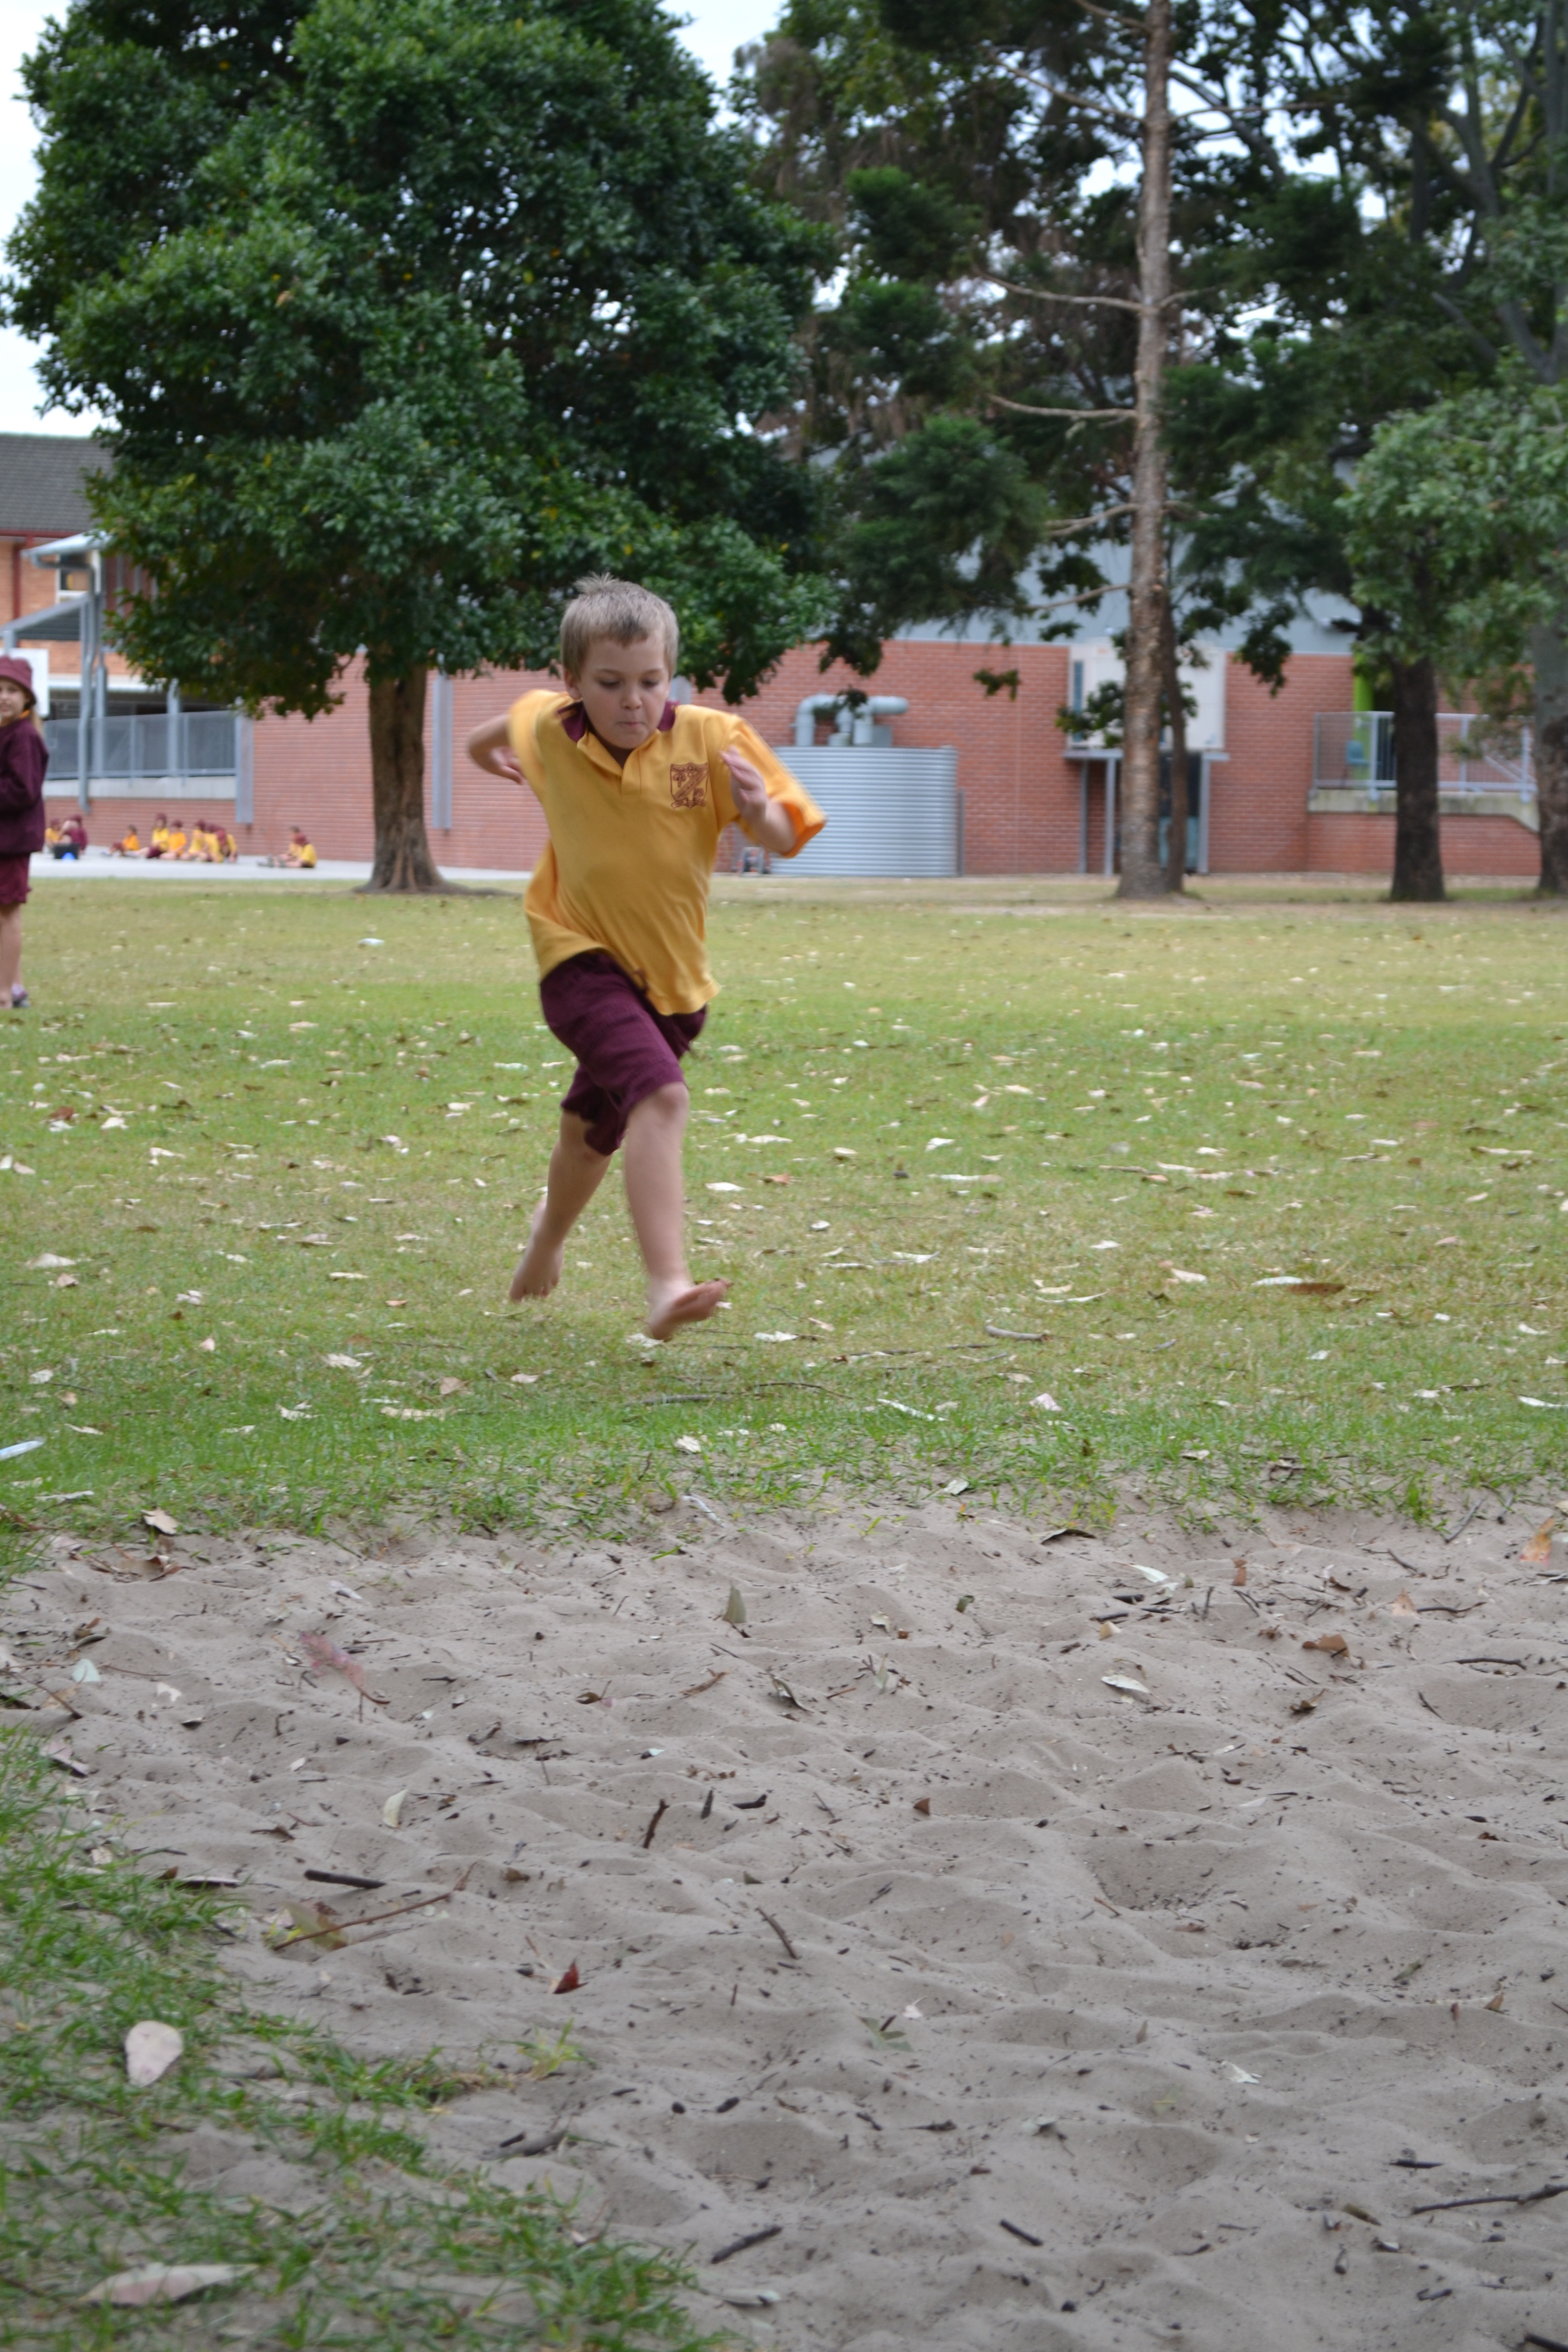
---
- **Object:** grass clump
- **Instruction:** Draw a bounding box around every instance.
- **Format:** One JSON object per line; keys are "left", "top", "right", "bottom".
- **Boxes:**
{"left": 0, "top": 1729, "right": 719, "bottom": 2348}
{"left": 0, "top": 879, "right": 1563, "bottom": 1538}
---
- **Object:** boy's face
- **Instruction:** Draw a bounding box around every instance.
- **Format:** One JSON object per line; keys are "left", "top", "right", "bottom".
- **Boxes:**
{"left": 566, "top": 633, "right": 672, "bottom": 754}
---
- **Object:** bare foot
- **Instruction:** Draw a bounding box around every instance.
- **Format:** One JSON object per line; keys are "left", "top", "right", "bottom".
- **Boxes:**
{"left": 509, "top": 1205, "right": 565, "bottom": 1303}
{"left": 645, "top": 1278, "right": 730, "bottom": 1341}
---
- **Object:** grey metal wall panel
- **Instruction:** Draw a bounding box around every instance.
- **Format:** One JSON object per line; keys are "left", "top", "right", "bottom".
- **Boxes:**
{"left": 773, "top": 746, "right": 958, "bottom": 877}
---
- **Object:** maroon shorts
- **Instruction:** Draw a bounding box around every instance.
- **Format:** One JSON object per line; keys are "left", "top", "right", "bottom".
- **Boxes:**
{"left": 540, "top": 950, "right": 706, "bottom": 1157}
{"left": 0, "top": 854, "right": 31, "bottom": 908}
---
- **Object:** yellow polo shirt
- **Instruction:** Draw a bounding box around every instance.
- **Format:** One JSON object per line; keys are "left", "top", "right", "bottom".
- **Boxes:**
{"left": 508, "top": 693, "right": 824, "bottom": 1015}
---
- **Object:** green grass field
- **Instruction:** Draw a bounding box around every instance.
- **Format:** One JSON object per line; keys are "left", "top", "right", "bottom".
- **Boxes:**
{"left": 2, "top": 877, "right": 1565, "bottom": 1546}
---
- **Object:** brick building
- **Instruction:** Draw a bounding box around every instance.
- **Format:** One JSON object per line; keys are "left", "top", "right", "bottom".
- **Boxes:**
{"left": 4, "top": 431, "right": 1542, "bottom": 879}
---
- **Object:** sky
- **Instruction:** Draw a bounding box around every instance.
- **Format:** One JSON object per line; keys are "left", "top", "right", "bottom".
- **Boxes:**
{"left": 0, "top": 0, "right": 771, "bottom": 439}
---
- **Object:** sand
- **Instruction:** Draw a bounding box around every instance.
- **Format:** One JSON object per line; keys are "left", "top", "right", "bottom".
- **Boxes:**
{"left": 11, "top": 1487, "right": 1568, "bottom": 2349}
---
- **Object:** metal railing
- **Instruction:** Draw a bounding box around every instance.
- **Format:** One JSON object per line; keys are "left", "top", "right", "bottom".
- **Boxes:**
{"left": 44, "top": 709, "right": 238, "bottom": 783}
{"left": 1314, "top": 712, "right": 1535, "bottom": 795}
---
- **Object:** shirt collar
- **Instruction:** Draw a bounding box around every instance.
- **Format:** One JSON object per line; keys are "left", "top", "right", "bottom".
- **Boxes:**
{"left": 558, "top": 698, "right": 679, "bottom": 746}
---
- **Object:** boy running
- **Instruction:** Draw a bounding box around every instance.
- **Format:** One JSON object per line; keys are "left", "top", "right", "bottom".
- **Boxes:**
{"left": 466, "top": 576, "right": 823, "bottom": 1339}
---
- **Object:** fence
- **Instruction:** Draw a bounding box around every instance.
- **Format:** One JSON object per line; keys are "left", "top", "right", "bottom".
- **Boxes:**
{"left": 44, "top": 709, "right": 238, "bottom": 783}
{"left": 1313, "top": 712, "right": 1535, "bottom": 795}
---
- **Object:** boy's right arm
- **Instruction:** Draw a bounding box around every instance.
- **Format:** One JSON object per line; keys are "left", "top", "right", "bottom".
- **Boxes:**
{"left": 465, "top": 713, "right": 525, "bottom": 786}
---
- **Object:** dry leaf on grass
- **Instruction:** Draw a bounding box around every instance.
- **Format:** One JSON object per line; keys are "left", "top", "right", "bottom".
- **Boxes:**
{"left": 142, "top": 1508, "right": 178, "bottom": 1537}
{"left": 83, "top": 2264, "right": 250, "bottom": 2308}
{"left": 300, "top": 1631, "right": 388, "bottom": 1705}
{"left": 125, "top": 2021, "right": 184, "bottom": 2087}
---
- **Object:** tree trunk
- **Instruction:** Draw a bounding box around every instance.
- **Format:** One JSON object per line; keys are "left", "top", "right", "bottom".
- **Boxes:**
{"left": 1117, "top": 0, "right": 1172, "bottom": 901}
{"left": 1161, "top": 590, "right": 1188, "bottom": 894}
{"left": 1530, "top": 617, "right": 1568, "bottom": 896}
{"left": 365, "top": 666, "right": 443, "bottom": 893}
{"left": 1388, "top": 653, "right": 1445, "bottom": 902}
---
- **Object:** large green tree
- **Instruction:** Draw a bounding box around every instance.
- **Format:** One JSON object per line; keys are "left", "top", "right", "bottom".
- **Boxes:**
{"left": 1343, "top": 374, "right": 1568, "bottom": 889}
{"left": 739, "top": 0, "right": 1385, "bottom": 894}
{"left": 8, "top": 0, "right": 827, "bottom": 888}
{"left": 1227, "top": 0, "right": 1568, "bottom": 892}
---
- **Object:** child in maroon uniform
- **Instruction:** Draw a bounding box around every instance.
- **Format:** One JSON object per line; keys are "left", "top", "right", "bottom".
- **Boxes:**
{"left": 0, "top": 658, "right": 47, "bottom": 1011}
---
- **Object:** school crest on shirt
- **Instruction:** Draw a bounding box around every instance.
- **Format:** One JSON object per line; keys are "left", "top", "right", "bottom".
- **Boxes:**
{"left": 669, "top": 761, "right": 708, "bottom": 810}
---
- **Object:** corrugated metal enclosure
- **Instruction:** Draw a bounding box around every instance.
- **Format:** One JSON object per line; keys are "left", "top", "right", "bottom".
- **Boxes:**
{"left": 774, "top": 746, "right": 959, "bottom": 877}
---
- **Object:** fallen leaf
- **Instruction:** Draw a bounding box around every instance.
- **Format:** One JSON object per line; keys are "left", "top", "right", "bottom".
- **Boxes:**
{"left": 1164, "top": 1267, "right": 1207, "bottom": 1285}
{"left": 83, "top": 2265, "right": 250, "bottom": 2308}
{"left": 913, "top": 1796, "right": 932, "bottom": 1816}
{"left": 1289, "top": 1696, "right": 1317, "bottom": 1715}
{"left": 42, "top": 1737, "right": 88, "bottom": 1776}
{"left": 1232, "top": 1562, "right": 1247, "bottom": 1587}
{"left": 675, "top": 1434, "right": 702, "bottom": 1453}
{"left": 382, "top": 1788, "right": 407, "bottom": 1828}
{"left": 1522, "top": 1517, "right": 1557, "bottom": 1565}
{"left": 125, "top": 2021, "right": 184, "bottom": 2087}
{"left": 1102, "top": 1673, "right": 1150, "bottom": 1697}
{"left": 324, "top": 1353, "right": 363, "bottom": 1371}
{"left": 142, "top": 1508, "right": 178, "bottom": 1537}
{"left": 1032, "top": 1391, "right": 1061, "bottom": 1412}
{"left": 1221, "top": 2061, "right": 1260, "bottom": 2084}
{"left": 1390, "top": 1590, "right": 1418, "bottom": 1619}
{"left": 722, "top": 1584, "right": 747, "bottom": 1627}
{"left": 300, "top": 1631, "right": 389, "bottom": 1705}
{"left": 438, "top": 1376, "right": 467, "bottom": 1396}
{"left": 1486, "top": 1988, "right": 1506, "bottom": 2012}
{"left": 1303, "top": 1632, "right": 1349, "bottom": 1655}
{"left": 551, "top": 1961, "right": 580, "bottom": 1994}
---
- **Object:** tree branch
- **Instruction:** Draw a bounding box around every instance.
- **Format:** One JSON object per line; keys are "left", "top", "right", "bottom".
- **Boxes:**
{"left": 1038, "top": 501, "right": 1138, "bottom": 535}
{"left": 992, "top": 394, "right": 1135, "bottom": 418}
{"left": 985, "top": 274, "right": 1180, "bottom": 314}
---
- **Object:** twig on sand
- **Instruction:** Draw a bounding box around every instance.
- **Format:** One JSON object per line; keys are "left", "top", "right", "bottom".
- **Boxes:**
{"left": 278, "top": 1868, "right": 472, "bottom": 1947}
{"left": 492, "top": 2121, "right": 570, "bottom": 2158}
{"left": 1412, "top": 2184, "right": 1568, "bottom": 2216}
{"left": 758, "top": 1910, "right": 798, "bottom": 1961}
{"left": 642, "top": 1799, "right": 669, "bottom": 1850}
{"left": 1443, "top": 1498, "right": 1485, "bottom": 1544}
{"left": 710, "top": 2224, "right": 782, "bottom": 2266}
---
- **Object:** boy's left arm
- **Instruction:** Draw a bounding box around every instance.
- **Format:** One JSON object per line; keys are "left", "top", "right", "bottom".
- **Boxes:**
{"left": 719, "top": 723, "right": 826, "bottom": 857}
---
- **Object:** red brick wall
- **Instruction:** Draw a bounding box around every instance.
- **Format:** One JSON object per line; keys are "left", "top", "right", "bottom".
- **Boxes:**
{"left": 1307, "top": 809, "right": 1541, "bottom": 878}
{"left": 50, "top": 636, "right": 1534, "bottom": 881}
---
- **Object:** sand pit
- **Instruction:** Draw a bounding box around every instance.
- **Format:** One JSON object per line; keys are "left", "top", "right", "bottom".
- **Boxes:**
{"left": 11, "top": 1490, "right": 1568, "bottom": 2349}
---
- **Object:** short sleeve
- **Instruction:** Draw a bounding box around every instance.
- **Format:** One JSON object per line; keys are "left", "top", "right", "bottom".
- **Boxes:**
{"left": 507, "top": 691, "right": 560, "bottom": 791}
{"left": 713, "top": 718, "right": 825, "bottom": 856}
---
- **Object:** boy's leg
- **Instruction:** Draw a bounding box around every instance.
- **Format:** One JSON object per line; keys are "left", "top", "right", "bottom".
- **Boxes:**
{"left": 622, "top": 1081, "right": 728, "bottom": 1339}
{"left": 509, "top": 1111, "right": 612, "bottom": 1301}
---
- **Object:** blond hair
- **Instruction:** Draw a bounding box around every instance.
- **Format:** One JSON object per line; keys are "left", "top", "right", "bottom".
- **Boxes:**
{"left": 559, "top": 574, "right": 678, "bottom": 677}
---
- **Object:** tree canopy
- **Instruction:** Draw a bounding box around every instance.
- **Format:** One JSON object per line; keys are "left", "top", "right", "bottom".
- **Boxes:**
{"left": 8, "top": 0, "right": 829, "bottom": 883}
